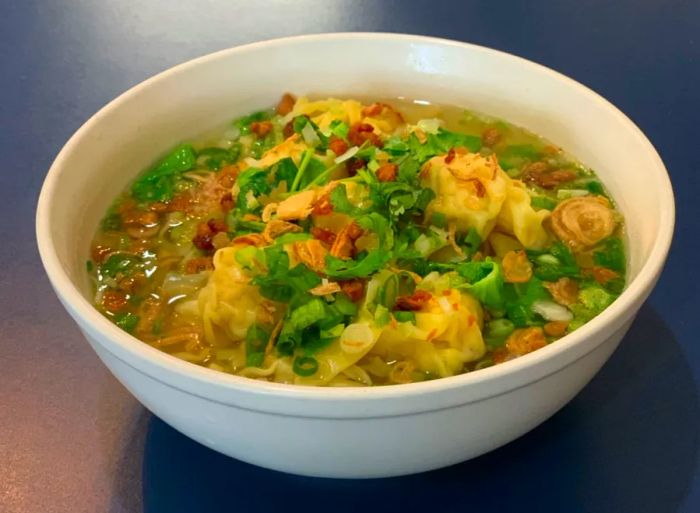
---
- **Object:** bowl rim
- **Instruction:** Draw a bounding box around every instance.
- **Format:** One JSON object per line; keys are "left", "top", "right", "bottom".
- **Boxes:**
{"left": 35, "top": 32, "right": 675, "bottom": 404}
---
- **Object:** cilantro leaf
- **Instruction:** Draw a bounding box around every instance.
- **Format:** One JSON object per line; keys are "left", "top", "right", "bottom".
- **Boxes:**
{"left": 131, "top": 144, "right": 197, "bottom": 202}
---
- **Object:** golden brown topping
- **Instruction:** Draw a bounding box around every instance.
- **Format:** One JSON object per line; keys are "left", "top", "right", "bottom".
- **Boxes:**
{"left": 361, "top": 103, "right": 384, "bottom": 117}
{"left": 101, "top": 290, "right": 128, "bottom": 313}
{"left": 231, "top": 233, "right": 267, "bottom": 247}
{"left": 591, "top": 266, "right": 619, "bottom": 285}
{"left": 329, "top": 222, "right": 363, "bottom": 259}
{"left": 292, "top": 239, "right": 327, "bottom": 272}
{"left": 395, "top": 289, "right": 432, "bottom": 311}
{"left": 220, "top": 192, "right": 234, "bottom": 213}
{"left": 217, "top": 165, "right": 239, "bottom": 188}
{"left": 361, "top": 102, "right": 405, "bottom": 127}
{"left": 345, "top": 158, "right": 366, "bottom": 177}
{"left": 311, "top": 226, "right": 337, "bottom": 246}
{"left": 207, "top": 218, "right": 228, "bottom": 233}
{"left": 543, "top": 321, "right": 569, "bottom": 337}
{"left": 117, "top": 273, "right": 145, "bottom": 294}
{"left": 192, "top": 219, "right": 228, "bottom": 251}
{"left": 262, "top": 219, "right": 302, "bottom": 244}
{"left": 250, "top": 121, "right": 273, "bottom": 138}
{"left": 312, "top": 192, "right": 333, "bottom": 216}
{"left": 283, "top": 119, "right": 295, "bottom": 138}
{"left": 551, "top": 196, "right": 616, "bottom": 250}
{"left": 376, "top": 163, "right": 398, "bottom": 182}
{"left": 276, "top": 93, "right": 296, "bottom": 115}
{"left": 167, "top": 191, "right": 195, "bottom": 214}
{"left": 482, "top": 127, "right": 501, "bottom": 147}
{"left": 348, "top": 122, "right": 383, "bottom": 148}
{"left": 544, "top": 277, "right": 579, "bottom": 306}
{"left": 502, "top": 250, "right": 533, "bottom": 283}
{"left": 276, "top": 190, "right": 317, "bottom": 221}
{"left": 328, "top": 136, "right": 349, "bottom": 156}
{"left": 340, "top": 279, "right": 365, "bottom": 302}
{"left": 506, "top": 327, "right": 547, "bottom": 356}
{"left": 184, "top": 257, "right": 214, "bottom": 274}
{"left": 309, "top": 281, "right": 342, "bottom": 296}
{"left": 523, "top": 162, "right": 577, "bottom": 189}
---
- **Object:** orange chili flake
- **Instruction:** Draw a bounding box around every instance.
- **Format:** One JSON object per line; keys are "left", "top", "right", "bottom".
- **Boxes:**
{"left": 502, "top": 250, "right": 533, "bottom": 283}
{"left": 444, "top": 148, "right": 456, "bottom": 164}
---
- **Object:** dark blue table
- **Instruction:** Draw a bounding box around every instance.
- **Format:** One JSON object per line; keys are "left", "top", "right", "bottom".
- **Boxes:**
{"left": 2, "top": 1, "right": 698, "bottom": 512}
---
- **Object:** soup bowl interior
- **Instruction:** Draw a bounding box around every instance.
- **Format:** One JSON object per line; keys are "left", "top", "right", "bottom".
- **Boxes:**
{"left": 36, "top": 33, "right": 673, "bottom": 477}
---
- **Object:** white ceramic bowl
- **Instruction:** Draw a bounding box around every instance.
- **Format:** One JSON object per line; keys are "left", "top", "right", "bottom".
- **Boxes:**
{"left": 36, "top": 33, "right": 674, "bottom": 478}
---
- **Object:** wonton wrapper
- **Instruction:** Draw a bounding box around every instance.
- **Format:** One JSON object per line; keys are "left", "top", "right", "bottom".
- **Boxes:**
{"left": 421, "top": 152, "right": 509, "bottom": 239}
{"left": 496, "top": 180, "right": 551, "bottom": 250}
{"left": 372, "top": 289, "right": 486, "bottom": 378}
{"left": 196, "top": 245, "right": 277, "bottom": 349}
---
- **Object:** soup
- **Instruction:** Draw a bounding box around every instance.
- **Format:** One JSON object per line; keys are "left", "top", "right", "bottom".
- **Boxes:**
{"left": 88, "top": 95, "right": 626, "bottom": 386}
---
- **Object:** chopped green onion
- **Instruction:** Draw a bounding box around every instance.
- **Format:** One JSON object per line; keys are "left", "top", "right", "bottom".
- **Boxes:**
{"left": 393, "top": 311, "right": 416, "bottom": 323}
{"left": 293, "top": 356, "right": 319, "bottom": 377}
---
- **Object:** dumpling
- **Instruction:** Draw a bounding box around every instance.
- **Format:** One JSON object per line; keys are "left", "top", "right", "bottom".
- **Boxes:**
{"left": 196, "top": 245, "right": 279, "bottom": 347}
{"left": 497, "top": 180, "right": 550, "bottom": 250}
{"left": 372, "top": 288, "right": 486, "bottom": 378}
{"left": 286, "top": 97, "right": 364, "bottom": 131}
{"left": 420, "top": 151, "right": 510, "bottom": 239}
{"left": 294, "top": 318, "right": 382, "bottom": 386}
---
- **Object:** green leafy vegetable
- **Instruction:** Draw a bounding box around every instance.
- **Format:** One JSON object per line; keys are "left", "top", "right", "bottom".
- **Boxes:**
{"left": 329, "top": 119, "right": 349, "bottom": 139}
{"left": 455, "top": 260, "right": 505, "bottom": 310}
{"left": 496, "top": 144, "right": 542, "bottom": 171}
{"left": 502, "top": 278, "right": 550, "bottom": 327}
{"left": 271, "top": 157, "right": 298, "bottom": 189}
{"left": 484, "top": 319, "right": 515, "bottom": 348}
{"left": 530, "top": 242, "right": 580, "bottom": 281}
{"left": 235, "top": 167, "right": 271, "bottom": 213}
{"left": 131, "top": 144, "right": 197, "bottom": 202}
{"left": 394, "top": 311, "right": 416, "bottom": 323}
{"left": 233, "top": 110, "right": 271, "bottom": 134}
{"left": 198, "top": 145, "right": 241, "bottom": 170}
{"left": 245, "top": 323, "right": 270, "bottom": 367}
{"left": 407, "top": 129, "right": 482, "bottom": 164}
{"left": 531, "top": 196, "right": 558, "bottom": 210}
{"left": 114, "top": 312, "right": 140, "bottom": 333}
{"left": 100, "top": 254, "right": 139, "bottom": 278}
{"left": 594, "top": 237, "right": 626, "bottom": 273}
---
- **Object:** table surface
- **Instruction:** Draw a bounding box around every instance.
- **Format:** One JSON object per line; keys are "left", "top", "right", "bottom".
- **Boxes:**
{"left": 2, "top": 1, "right": 699, "bottom": 512}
